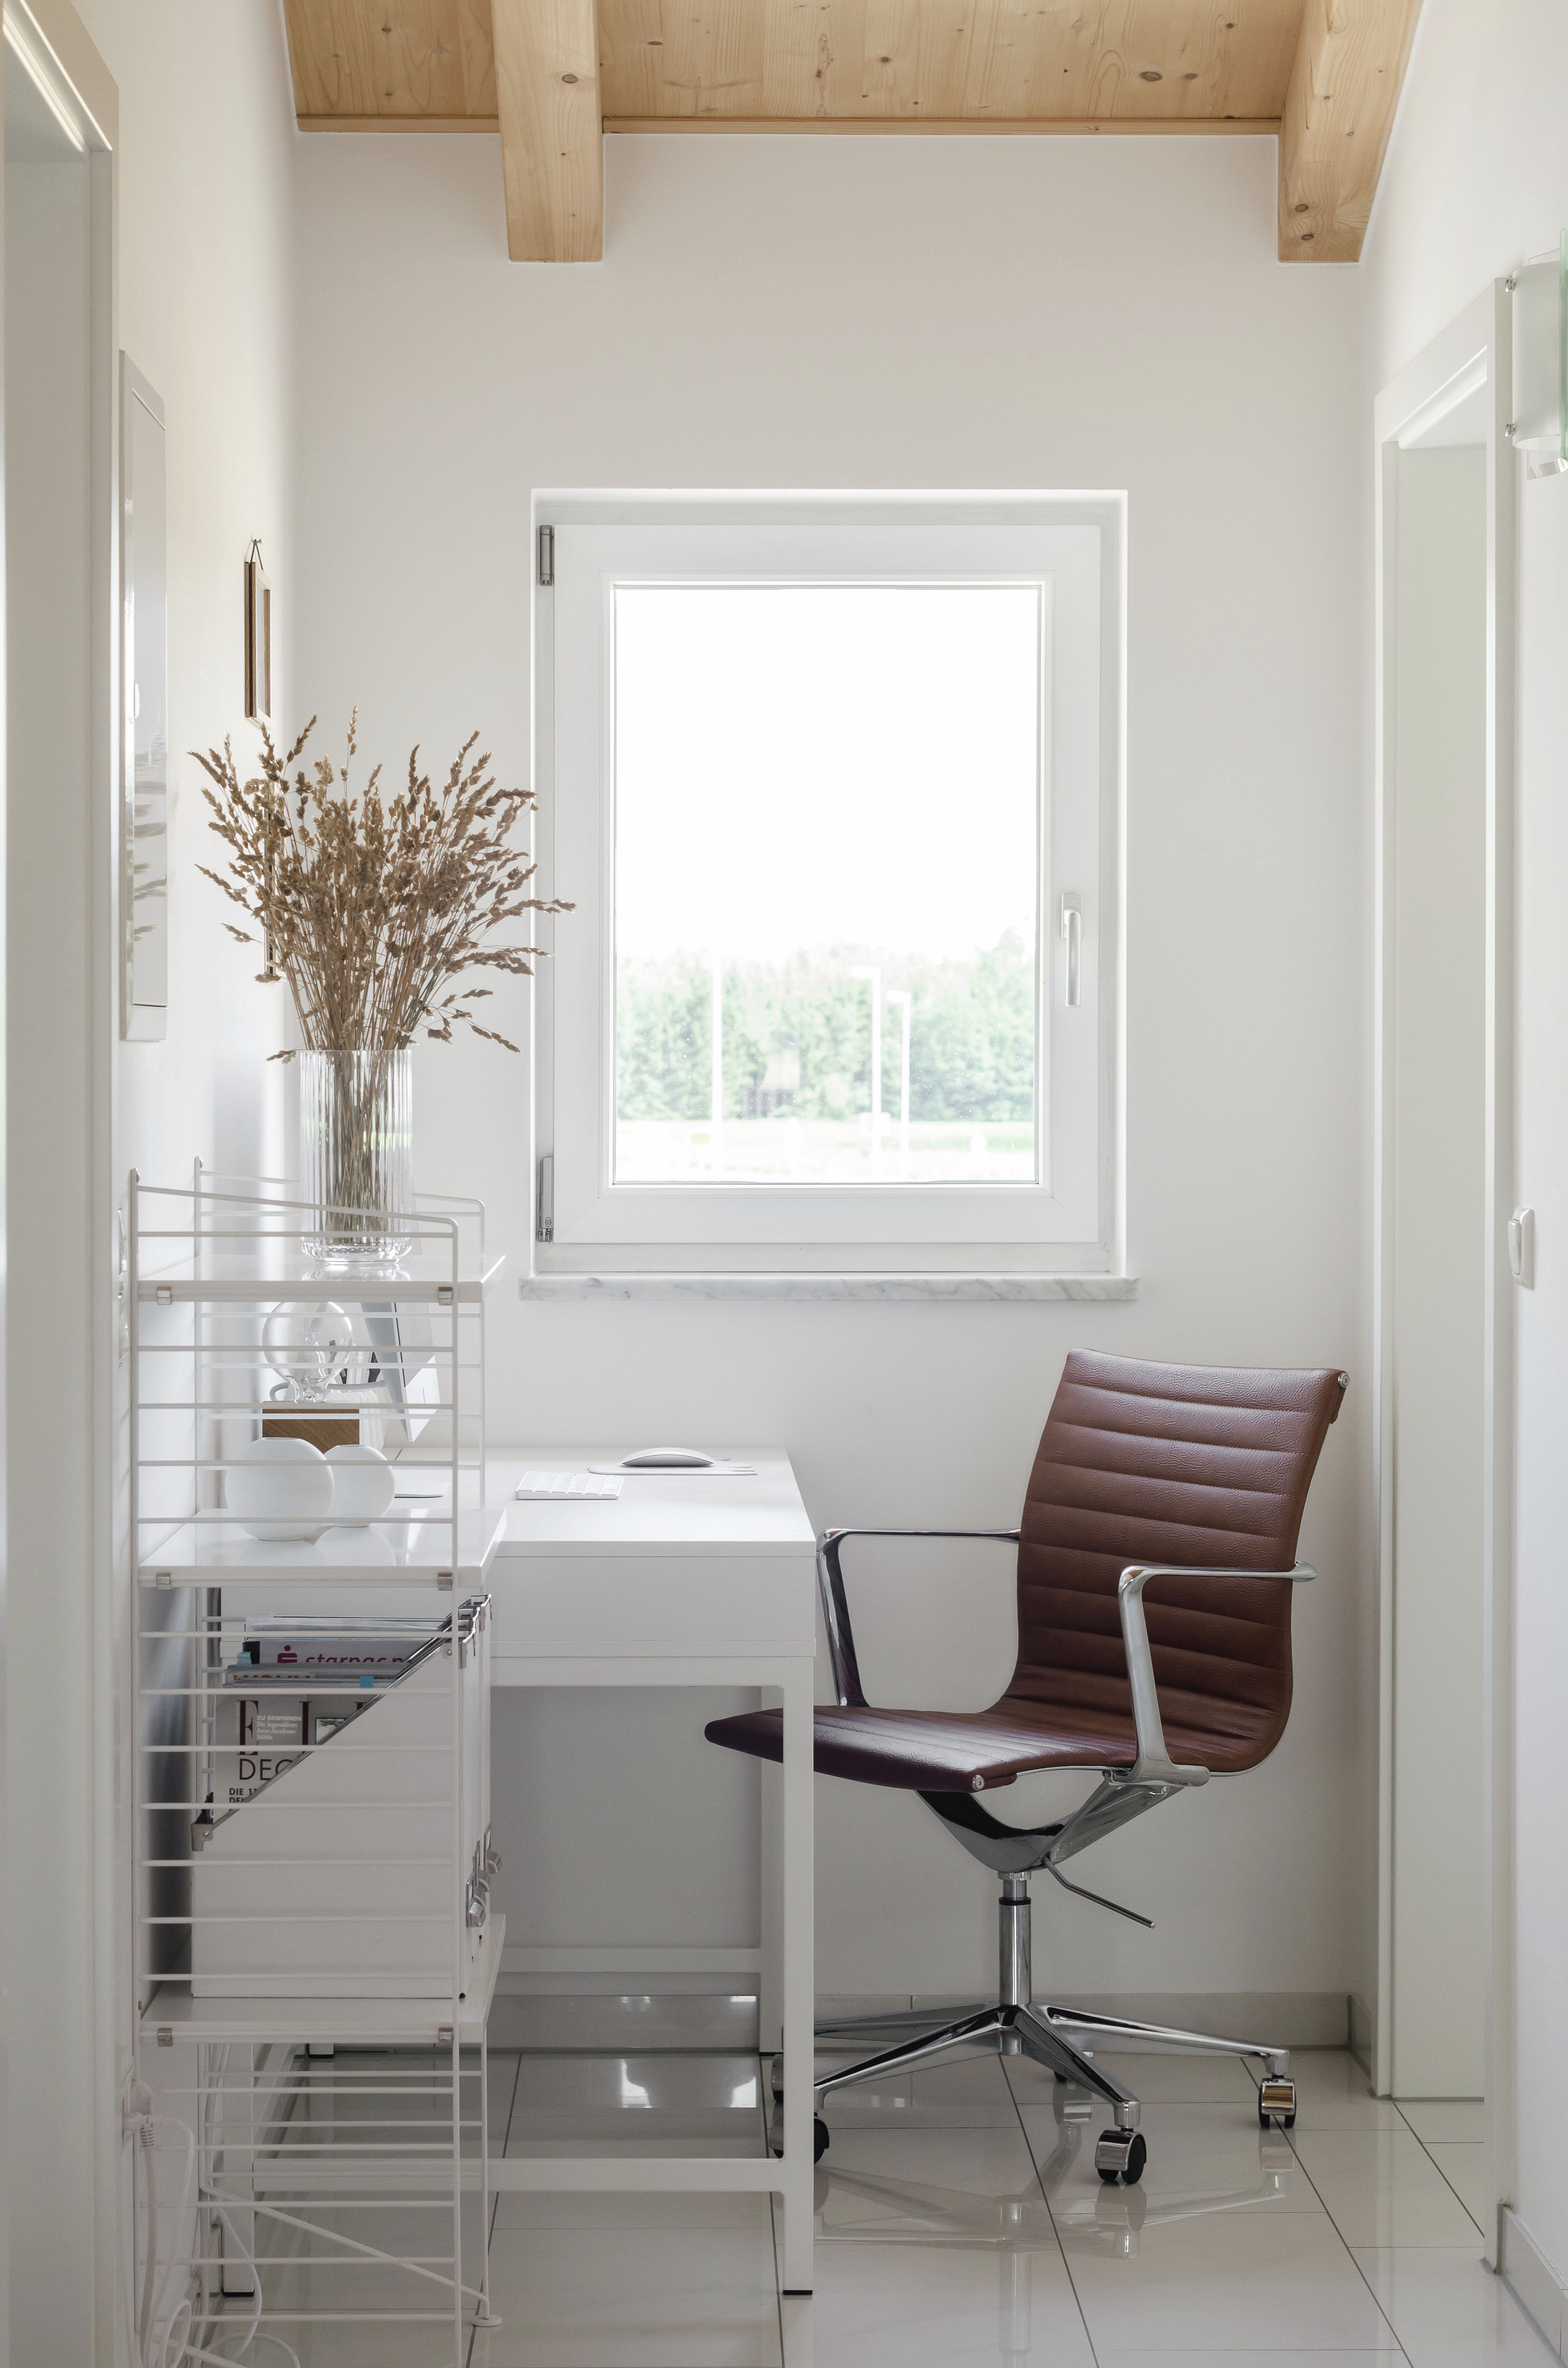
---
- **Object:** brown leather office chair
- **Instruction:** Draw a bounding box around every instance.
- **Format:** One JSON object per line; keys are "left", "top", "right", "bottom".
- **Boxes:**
{"left": 707, "top": 1348, "right": 1347, "bottom": 2185}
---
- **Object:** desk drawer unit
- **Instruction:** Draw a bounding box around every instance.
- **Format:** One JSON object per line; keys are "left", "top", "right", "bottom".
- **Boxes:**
{"left": 489, "top": 1550, "right": 816, "bottom": 1665}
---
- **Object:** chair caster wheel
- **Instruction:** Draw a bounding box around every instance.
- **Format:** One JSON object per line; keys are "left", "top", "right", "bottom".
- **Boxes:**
{"left": 1259, "top": 2078, "right": 1297, "bottom": 2130}
{"left": 1094, "top": 2129, "right": 1146, "bottom": 2185}
{"left": 768, "top": 2107, "right": 831, "bottom": 2162}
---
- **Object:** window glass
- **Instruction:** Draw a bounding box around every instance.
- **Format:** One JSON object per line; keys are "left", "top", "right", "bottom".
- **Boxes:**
{"left": 612, "top": 584, "right": 1041, "bottom": 1187}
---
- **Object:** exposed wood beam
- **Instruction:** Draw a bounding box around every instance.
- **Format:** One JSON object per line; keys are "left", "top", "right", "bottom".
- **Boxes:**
{"left": 491, "top": 0, "right": 602, "bottom": 262}
{"left": 602, "top": 116, "right": 1281, "bottom": 137}
{"left": 297, "top": 114, "right": 501, "bottom": 131}
{"left": 1278, "top": 0, "right": 1423, "bottom": 262}
{"left": 296, "top": 112, "right": 1284, "bottom": 138}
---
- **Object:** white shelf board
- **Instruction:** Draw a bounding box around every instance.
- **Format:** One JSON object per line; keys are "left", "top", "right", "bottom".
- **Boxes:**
{"left": 141, "top": 1917, "right": 504, "bottom": 2047}
{"left": 136, "top": 1249, "right": 505, "bottom": 1306}
{"left": 136, "top": 1503, "right": 506, "bottom": 1589}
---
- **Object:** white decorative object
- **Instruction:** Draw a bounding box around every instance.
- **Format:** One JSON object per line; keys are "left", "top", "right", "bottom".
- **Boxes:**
{"left": 227, "top": 1436, "right": 335, "bottom": 1542}
{"left": 324, "top": 1441, "right": 396, "bottom": 1525}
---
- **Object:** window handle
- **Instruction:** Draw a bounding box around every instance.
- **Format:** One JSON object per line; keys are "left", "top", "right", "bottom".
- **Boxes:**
{"left": 1060, "top": 894, "right": 1082, "bottom": 1008}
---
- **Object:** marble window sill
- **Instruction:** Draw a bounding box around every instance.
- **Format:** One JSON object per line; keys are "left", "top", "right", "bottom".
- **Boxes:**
{"left": 519, "top": 1272, "right": 1139, "bottom": 1303}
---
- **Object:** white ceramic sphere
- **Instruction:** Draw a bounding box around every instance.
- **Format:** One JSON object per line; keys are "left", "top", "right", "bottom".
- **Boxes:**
{"left": 324, "top": 1443, "right": 396, "bottom": 1526}
{"left": 228, "top": 1436, "right": 335, "bottom": 1542}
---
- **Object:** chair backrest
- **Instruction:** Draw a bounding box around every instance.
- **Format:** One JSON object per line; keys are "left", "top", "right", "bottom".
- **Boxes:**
{"left": 1008, "top": 1350, "right": 1346, "bottom": 1771}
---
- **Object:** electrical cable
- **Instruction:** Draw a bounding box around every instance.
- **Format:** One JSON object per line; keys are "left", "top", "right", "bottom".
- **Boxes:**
{"left": 126, "top": 2099, "right": 299, "bottom": 2368}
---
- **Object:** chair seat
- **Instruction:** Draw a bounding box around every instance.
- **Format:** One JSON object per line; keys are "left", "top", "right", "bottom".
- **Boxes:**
{"left": 704, "top": 1694, "right": 1284, "bottom": 1792}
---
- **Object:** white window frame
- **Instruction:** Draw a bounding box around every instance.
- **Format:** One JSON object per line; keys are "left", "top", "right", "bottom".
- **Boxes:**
{"left": 531, "top": 491, "right": 1124, "bottom": 1278}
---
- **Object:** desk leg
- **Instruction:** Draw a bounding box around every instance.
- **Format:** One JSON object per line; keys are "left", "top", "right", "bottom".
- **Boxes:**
{"left": 759, "top": 1756, "right": 782, "bottom": 2057}
{"left": 780, "top": 1664, "right": 814, "bottom": 2293}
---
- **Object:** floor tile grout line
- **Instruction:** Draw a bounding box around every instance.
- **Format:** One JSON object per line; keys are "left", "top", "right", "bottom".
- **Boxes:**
{"left": 1392, "top": 2104, "right": 1487, "bottom": 2242}
{"left": 1268, "top": 2069, "right": 1414, "bottom": 2360}
{"left": 1000, "top": 2049, "right": 1107, "bottom": 2368}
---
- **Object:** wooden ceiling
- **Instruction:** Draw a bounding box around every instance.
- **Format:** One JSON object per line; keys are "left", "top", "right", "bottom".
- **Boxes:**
{"left": 286, "top": 0, "right": 1422, "bottom": 266}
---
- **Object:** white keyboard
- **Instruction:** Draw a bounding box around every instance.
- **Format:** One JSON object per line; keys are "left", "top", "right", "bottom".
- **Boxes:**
{"left": 514, "top": 1469, "right": 625, "bottom": 1502}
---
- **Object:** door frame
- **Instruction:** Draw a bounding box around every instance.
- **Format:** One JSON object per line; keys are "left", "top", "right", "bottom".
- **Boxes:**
{"left": 1372, "top": 284, "right": 1516, "bottom": 2259}
{"left": 1, "top": 0, "right": 121, "bottom": 2354}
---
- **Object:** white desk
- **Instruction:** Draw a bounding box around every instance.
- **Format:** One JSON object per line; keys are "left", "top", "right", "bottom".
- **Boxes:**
{"left": 484, "top": 1449, "right": 819, "bottom": 2292}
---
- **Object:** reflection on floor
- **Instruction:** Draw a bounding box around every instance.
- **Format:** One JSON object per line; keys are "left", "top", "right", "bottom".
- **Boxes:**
{"left": 237, "top": 1998, "right": 1550, "bottom": 2367}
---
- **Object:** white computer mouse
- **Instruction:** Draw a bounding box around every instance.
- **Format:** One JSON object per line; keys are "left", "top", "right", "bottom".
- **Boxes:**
{"left": 620, "top": 1448, "right": 715, "bottom": 1469}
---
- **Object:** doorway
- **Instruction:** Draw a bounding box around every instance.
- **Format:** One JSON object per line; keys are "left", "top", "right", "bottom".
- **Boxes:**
{"left": 4, "top": 2, "right": 118, "bottom": 2359}
{"left": 1373, "top": 288, "right": 1516, "bottom": 2248}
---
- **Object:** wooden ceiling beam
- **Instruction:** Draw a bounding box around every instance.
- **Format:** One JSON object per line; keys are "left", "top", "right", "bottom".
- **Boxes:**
{"left": 1278, "top": 0, "right": 1423, "bottom": 262}
{"left": 491, "top": 0, "right": 602, "bottom": 261}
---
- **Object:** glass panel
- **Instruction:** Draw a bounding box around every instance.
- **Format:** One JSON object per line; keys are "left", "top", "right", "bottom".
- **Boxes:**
{"left": 612, "top": 584, "right": 1041, "bottom": 1187}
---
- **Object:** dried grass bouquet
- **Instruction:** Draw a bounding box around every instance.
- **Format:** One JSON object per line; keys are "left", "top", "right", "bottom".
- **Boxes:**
{"left": 193, "top": 713, "right": 570, "bottom": 1055}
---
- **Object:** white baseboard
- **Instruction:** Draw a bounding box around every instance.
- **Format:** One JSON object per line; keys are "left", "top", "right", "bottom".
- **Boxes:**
{"left": 902, "top": 1990, "right": 1350, "bottom": 2049}
{"left": 1501, "top": 2207, "right": 1568, "bottom": 2356}
{"left": 502, "top": 1945, "right": 760, "bottom": 1979}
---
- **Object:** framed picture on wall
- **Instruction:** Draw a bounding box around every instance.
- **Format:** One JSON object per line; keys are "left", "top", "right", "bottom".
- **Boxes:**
{"left": 121, "top": 355, "right": 168, "bottom": 1041}
{"left": 244, "top": 540, "right": 270, "bottom": 719}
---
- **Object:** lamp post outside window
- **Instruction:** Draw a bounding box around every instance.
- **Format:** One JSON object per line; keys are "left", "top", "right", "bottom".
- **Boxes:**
{"left": 710, "top": 948, "right": 724, "bottom": 1175}
{"left": 886, "top": 988, "right": 912, "bottom": 1177}
{"left": 851, "top": 964, "right": 882, "bottom": 1176}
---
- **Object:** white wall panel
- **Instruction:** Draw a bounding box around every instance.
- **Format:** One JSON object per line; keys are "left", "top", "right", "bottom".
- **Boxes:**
{"left": 292, "top": 128, "right": 1370, "bottom": 2001}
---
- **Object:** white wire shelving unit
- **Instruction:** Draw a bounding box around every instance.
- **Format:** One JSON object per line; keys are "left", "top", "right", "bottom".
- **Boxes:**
{"left": 129, "top": 1168, "right": 506, "bottom": 2368}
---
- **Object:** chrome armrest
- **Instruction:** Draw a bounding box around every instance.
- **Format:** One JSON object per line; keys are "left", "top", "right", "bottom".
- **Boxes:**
{"left": 1118, "top": 1562, "right": 1316, "bottom": 1788}
{"left": 817, "top": 1527, "right": 1023, "bottom": 1708}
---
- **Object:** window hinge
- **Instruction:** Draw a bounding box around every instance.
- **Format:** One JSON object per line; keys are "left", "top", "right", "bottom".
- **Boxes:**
{"left": 537, "top": 524, "right": 554, "bottom": 587}
{"left": 537, "top": 1154, "right": 554, "bottom": 1243}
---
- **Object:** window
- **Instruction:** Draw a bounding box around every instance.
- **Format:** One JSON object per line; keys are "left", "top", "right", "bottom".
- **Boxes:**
{"left": 534, "top": 494, "right": 1122, "bottom": 1276}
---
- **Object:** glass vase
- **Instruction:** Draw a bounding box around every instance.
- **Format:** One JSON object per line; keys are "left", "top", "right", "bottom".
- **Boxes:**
{"left": 299, "top": 1048, "right": 414, "bottom": 1268}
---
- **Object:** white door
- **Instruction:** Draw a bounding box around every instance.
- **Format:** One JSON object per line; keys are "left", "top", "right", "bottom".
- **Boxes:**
{"left": 1388, "top": 436, "right": 1487, "bottom": 2097}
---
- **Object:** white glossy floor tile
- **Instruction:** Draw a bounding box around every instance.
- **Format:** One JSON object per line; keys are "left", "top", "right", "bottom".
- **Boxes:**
{"left": 1096, "top": 2355, "right": 1400, "bottom": 2367}
{"left": 1401, "top": 2101, "right": 1486, "bottom": 2144}
{"left": 1273, "top": 2051, "right": 1405, "bottom": 2131}
{"left": 1058, "top": 2209, "right": 1403, "bottom": 2351}
{"left": 1017, "top": 2095, "right": 1326, "bottom": 2220}
{"left": 1004, "top": 2045, "right": 1261, "bottom": 2107}
{"left": 1425, "top": 2143, "right": 1486, "bottom": 2230}
{"left": 493, "top": 2188, "right": 771, "bottom": 2232}
{"left": 816, "top": 2043, "right": 1020, "bottom": 2128}
{"left": 810, "top": 2237, "right": 1096, "bottom": 2367}
{"left": 245, "top": 2030, "right": 1525, "bottom": 2365}
{"left": 504, "top": 2051, "right": 766, "bottom": 2157}
{"left": 490, "top": 1993, "right": 760, "bottom": 2052}
{"left": 1291, "top": 2128, "right": 1485, "bottom": 2248}
{"left": 1355, "top": 2245, "right": 1558, "bottom": 2366}
{"left": 476, "top": 2208, "right": 783, "bottom": 2367}
{"left": 815, "top": 2123, "right": 1054, "bottom": 2246}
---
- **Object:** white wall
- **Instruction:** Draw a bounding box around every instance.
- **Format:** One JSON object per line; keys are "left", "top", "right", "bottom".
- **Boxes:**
{"left": 3, "top": 4, "right": 295, "bottom": 2359}
{"left": 83, "top": 0, "right": 297, "bottom": 1190}
{"left": 1364, "top": 0, "right": 1568, "bottom": 2288}
{"left": 294, "top": 128, "right": 1370, "bottom": 2009}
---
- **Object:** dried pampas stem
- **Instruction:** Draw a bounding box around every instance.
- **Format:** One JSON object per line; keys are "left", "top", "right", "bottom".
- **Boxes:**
{"left": 193, "top": 715, "right": 572, "bottom": 1052}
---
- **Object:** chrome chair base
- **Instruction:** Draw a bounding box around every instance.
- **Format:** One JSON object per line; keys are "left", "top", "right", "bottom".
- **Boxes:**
{"left": 789, "top": 1872, "right": 1299, "bottom": 2179}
